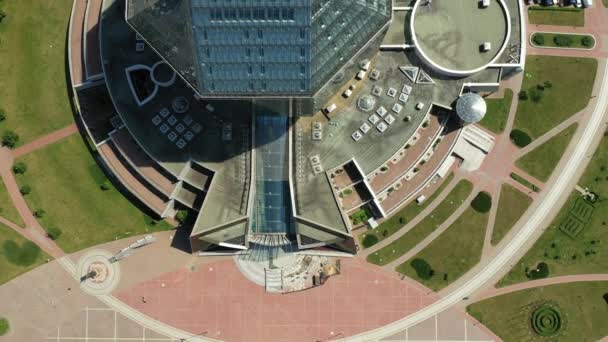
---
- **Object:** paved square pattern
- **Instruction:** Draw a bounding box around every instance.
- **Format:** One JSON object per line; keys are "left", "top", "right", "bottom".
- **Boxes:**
{"left": 116, "top": 258, "right": 438, "bottom": 342}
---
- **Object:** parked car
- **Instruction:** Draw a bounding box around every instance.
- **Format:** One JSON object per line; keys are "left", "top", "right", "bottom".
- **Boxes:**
{"left": 582, "top": 0, "right": 592, "bottom": 7}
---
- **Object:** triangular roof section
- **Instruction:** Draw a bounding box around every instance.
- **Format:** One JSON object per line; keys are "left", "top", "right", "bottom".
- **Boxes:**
{"left": 399, "top": 66, "right": 419, "bottom": 83}
{"left": 416, "top": 69, "right": 435, "bottom": 85}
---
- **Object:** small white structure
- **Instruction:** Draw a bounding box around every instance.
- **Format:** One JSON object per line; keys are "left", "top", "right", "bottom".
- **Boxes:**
{"left": 361, "top": 61, "right": 371, "bottom": 71}
{"left": 205, "top": 103, "right": 215, "bottom": 112}
{"left": 360, "top": 122, "right": 371, "bottom": 134}
{"left": 481, "top": 0, "right": 490, "bottom": 8}
{"left": 415, "top": 102, "right": 425, "bottom": 110}
{"left": 416, "top": 195, "right": 426, "bottom": 204}
{"left": 352, "top": 131, "right": 363, "bottom": 141}
{"left": 385, "top": 114, "right": 395, "bottom": 125}
{"left": 324, "top": 103, "right": 337, "bottom": 114}
{"left": 376, "top": 106, "right": 387, "bottom": 117}
{"left": 392, "top": 103, "right": 403, "bottom": 114}
{"left": 377, "top": 122, "right": 388, "bottom": 133}
{"left": 368, "top": 114, "right": 380, "bottom": 125}
{"left": 481, "top": 42, "right": 492, "bottom": 52}
{"left": 356, "top": 70, "right": 367, "bottom": 80}
{"left": 343, "top": 89, "right": 353, "bottom": 98}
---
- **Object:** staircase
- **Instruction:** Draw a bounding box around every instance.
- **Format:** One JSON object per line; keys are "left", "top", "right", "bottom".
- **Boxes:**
{"left": 265, "top": 268, "right": 284, "bottom": 293}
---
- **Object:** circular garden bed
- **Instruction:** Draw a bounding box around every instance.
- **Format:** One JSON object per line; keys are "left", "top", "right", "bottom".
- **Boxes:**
{"left": 530, "top": 302, "right": 563, "bottom": 337}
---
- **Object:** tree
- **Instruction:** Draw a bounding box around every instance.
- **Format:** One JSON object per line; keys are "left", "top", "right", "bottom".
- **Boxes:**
{"left": 12, "top": 162, "right": 27, "bottom": 174}
{"left": 175, "top": 210, "right": 189, "bottom": 224}
{"left": 1, "top": 130, "right": 19, "bottom": 148}
{"left": 518, "top": 90, "right": 529, "bottom": 101}
{"left": 33, "top": 209, "right": 46, "bottom": 218}
{"left": 527, "top": 262, "right": 549, "bottom": 280}
{"left": 0, "top": 10, "right": 6, "bottom": 23}
{"left": 46, "top": 227, "right": 63, "bottom": 240}
{"left": 532, "top": 34, "right": 545, "bottom": 46}
{"left": 19, "top": 185, "right": 31, "bottom": 195}
{"left": 581, "top": 36, "right": 594, "bottom": 48}
{"left": 553, "top": 35, "right": 573, "bottom": 47}
{"left": 361, "top": 234, "right": 378, "bottom": 248}
{"left": 0, "top": 109, "right": 5, "bottom": 122}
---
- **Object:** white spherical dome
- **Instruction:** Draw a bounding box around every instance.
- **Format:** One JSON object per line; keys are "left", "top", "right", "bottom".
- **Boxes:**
{"left": 456, "top": 93, "right": 487, "bottom": 123}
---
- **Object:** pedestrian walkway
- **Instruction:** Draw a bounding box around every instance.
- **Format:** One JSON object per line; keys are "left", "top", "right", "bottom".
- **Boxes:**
{"left": 11, "top": 124, "right": 78, "bottom": 158}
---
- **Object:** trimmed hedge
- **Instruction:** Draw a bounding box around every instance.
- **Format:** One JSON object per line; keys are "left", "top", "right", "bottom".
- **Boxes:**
{"left": 510, "top": 129, "right": 532, "bottom": 148}
{"left": 0, "top": 318, "right": 8, "bottom": 336}
{"left": 471, "top": 192, "right": 492, "bottom": 213}
{"left": 361, "top": 234, "right": 379, "bottom": 248}
{"left": 410, "top": 258, "right": 434, "bottom": 280}
{"left": 527, "top": 262, "right": 550, "bottom": 280}
{"left": 531, "top": 303, "right": 562, "bottom": 336}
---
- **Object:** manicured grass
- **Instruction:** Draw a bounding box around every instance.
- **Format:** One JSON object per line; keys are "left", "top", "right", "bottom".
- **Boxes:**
{"left": 499, "top": 134, "right": 608, "bottom": 286}
{"left": 467, "top": 282, "right": 608, "bottom": 341}
{"left": 527, "top": 6, "right": 584, "bottom": 27}
{"left": 0, "top": 1, "right": 74, "bottom": 146}
{"left": 0, "top": 223, "right": 49, "bottom": 285}
{"left": 359, "top": 173, "right": 454, "bottom": 248}
{"left": 513, "top": 56, "right": 596, "bottom": 140}
{"left": 367, "top": 179, "right": 473, "bottom": 266}
{"left": 531, "top": 32, "right": 596, "bottom": 49}
{"left": 491, "top": 184, "right": 533, "bottom": 246}
{"left": 516, "top": 124, "right": 578, "bottom": 182}
{"left": 479, "top": 89, "right": 513, "bottom": 134}
{"left": 396, "top": 201, "right": 490, "bottom": 291}
{"left": 14, "top": 135, "right": 173, "bottom": 253}
{"left": 0, "top": 178, "right": 24, "bottom": 227}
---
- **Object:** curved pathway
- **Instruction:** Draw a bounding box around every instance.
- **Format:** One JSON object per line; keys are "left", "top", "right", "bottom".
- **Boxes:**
{"left": 358, "top": 171, "right": 463, "bottom": 258}
{"left": 344, "top": 57, "right": 608, "bottom": 342}
{"left": 476, "top": 274, "right": 608, "bottom": 302}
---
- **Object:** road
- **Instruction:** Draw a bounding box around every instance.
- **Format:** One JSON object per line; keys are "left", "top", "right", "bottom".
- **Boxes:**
{"left": 343, "top": 58, "right": 608, "bottom": 341}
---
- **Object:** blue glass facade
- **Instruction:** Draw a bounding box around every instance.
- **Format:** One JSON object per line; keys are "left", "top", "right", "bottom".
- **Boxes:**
{"left": 127, "top": 0, "right": 391, "bottom": 97}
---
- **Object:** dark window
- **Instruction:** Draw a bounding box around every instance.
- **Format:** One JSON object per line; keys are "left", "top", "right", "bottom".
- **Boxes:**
{"left": 282, "top": 8, "right": 295, "bottom": 21}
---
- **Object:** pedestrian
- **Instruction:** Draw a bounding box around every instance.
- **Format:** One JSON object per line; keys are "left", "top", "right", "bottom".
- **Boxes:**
{"left": 141, "top": 296, "right": 147, "bottom": 304}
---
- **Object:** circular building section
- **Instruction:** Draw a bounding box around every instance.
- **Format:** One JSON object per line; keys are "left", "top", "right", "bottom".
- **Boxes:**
{"left": 411, "top": 0, "right": 510, "bottom": 76}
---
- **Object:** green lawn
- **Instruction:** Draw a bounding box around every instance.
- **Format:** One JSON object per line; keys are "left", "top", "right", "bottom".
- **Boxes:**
{"left": 0, "top": 317, "right": 8, "bottom": 336}
{"left": 0, "top": 223, "right": 49, "bottom": 285}
{"left": 491, "top": 184, "right": 532, "bottom": 246}
{"left": 527, "top": 7, "right": 585, "bottom": 27}
{"left": 479, "top": 89, "right": 513, "bottom": 134}
{"left": 468, "top": 282, "right": 608, "bottom": 341}
{"left": 14, "top": 135, "right": 173, "bottom": 253}
{"left": 367, "top": 179, "right": 473, "bottom": 266}
{"left": 396, "top": 202, "right": 489, "bottom": 291}
{"left": 0, "top": 0, "right": 74, "bottom": 146}
{"left": 499, "top": 134, "right": 608, "bottom": 286}
{"left": 513, "top": 56, "right": 596, "bottom": 140}
{"left": 516, "top": 124, "right": 578, "bottom": 182}
{"left": 359, "top": 173, "right": 454, "bottom": 248}
{"left": 531, "top": 32, "right": 596, "bottom": 49}
{"left": 0, "top": 178, "right": 24, "bottom": 227}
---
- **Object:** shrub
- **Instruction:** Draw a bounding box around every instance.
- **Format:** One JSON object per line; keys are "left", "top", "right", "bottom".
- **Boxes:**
{"left": 175, "top": 210, "right": 190, "bottom": 224}
{"left": 99, "top": 180, "right": 111, "bottom": 191}
{"left": 399, "top": 217, "right": 406, "bottom": 224}
{"left": 342, "top": 188, "right": 353, "bottom": 196}
{"left": 529, "top": 88, "right": 543, "bottom": 103}
{"left": 527, "top": 262, "right": 549, "bottom": 280}
{"left": 553, "top": 35, "right": 573, "bottom": 47}
{"left": 518, "top": 90, "right": 529, "bottom": 101}
{"left": 0, "top": 318, "right": 8, "bottom": 336}
{"left": 603, "top": 293, "right": 608, "bottom": 304}
{"left": 19, "top": 185, "right": 31, "bottom": 195}
{"left": 33, "top": 209, "right": 46, "bottom": 218}
{"left": 581, "top": 36, "right": 594, "bottom": 48}
{"left": 46, "top": 227, "right": 63, "bottom": 240}
{"left": 532, "top": 34, "right": 545, "bottom": 46}
{"left": 1, "top": 130, "right": 19, "bottom": 148}
{"left": 510, "top": 129, "right": 532, "bottom": 148}
{"left": 2, "top": 240, "right": 41, "bottom": 266}
{"left": 544, "top": 80, "right": 553, "bottom": 89}
{"left": 0, "top": 109, "right": 5, "bottom": 122}
{"left": 410, "top": 258, "right": 434, "bottom": 280}
{"left": 471, "top": 192, "right": 492, "bottom": 213}
{"left": 380, "top": 166, "right": 388, "bottom": 172}
{"left": 0, "top": 9, "right": 6, "bottom": 23}
{"left": 12, "top": 162, "right": 27, "bottom": 174}
{"left": 361, "top": 234, "right": 379, "bottom": 248}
